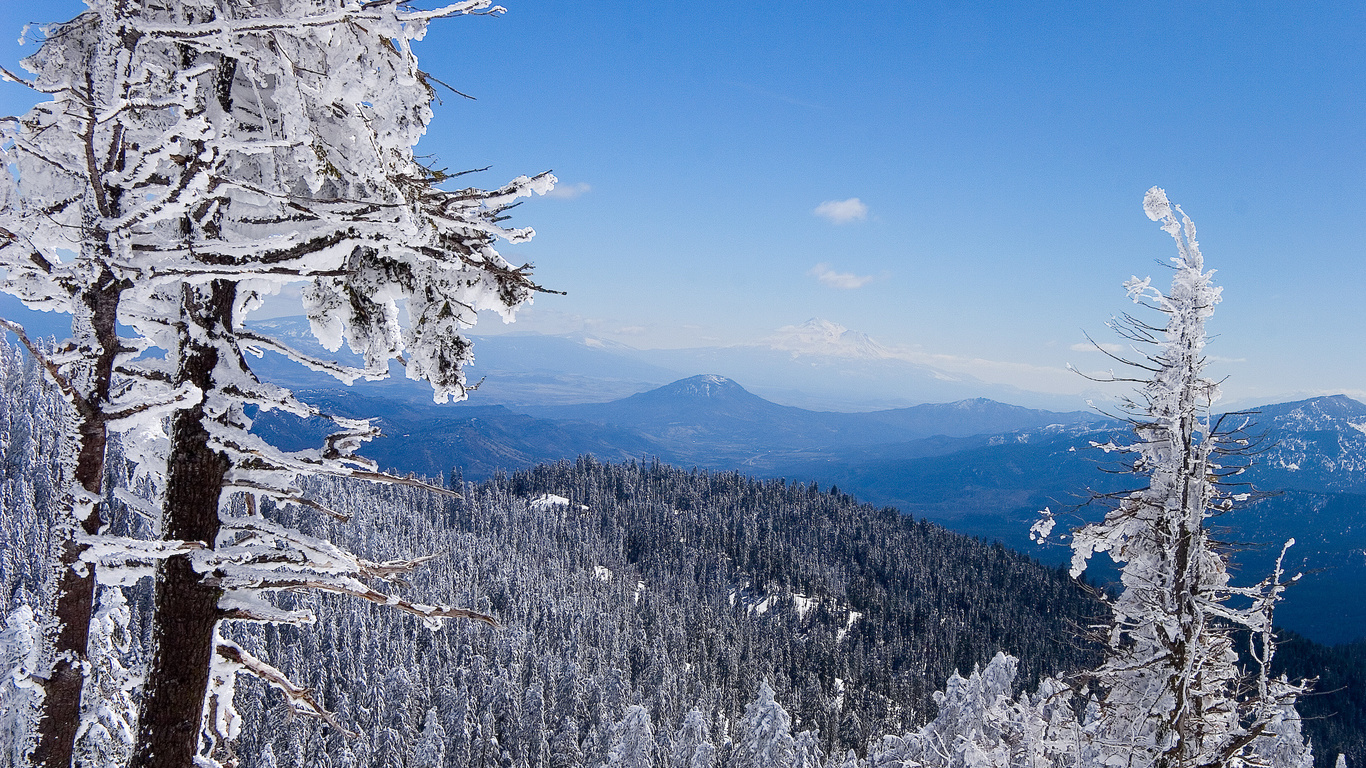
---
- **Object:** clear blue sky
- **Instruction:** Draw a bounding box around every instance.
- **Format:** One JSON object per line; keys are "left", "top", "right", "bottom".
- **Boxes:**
{"left": 1, "top": 2, "right": 1362, "bottom": 406}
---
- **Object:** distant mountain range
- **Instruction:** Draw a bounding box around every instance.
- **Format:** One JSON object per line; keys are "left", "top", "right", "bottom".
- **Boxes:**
{"left": 256, "top": 370, "right": 1366, "bottom": 645}
{"left": 242, "top": 315, "right": 1101, "bottom": 411}
{"left": 260, "top": 373, "right": 1111, "bottom": 477}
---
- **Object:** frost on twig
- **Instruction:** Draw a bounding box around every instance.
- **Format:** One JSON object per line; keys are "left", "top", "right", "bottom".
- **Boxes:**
{"left": 212, "top": 640, "right": 356, "bottom": 738}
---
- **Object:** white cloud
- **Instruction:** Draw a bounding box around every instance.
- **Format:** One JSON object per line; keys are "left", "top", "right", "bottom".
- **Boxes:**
{"left": 1069, "top": 341, "right": 1125, "bottom": 353}
{"left": 809, "top": 263, "right": 874, "bottom": 290}
{"left": 813, "top": 197, "right": 868, "bottom": 224}
{"left": 546, "top": 181, "right": 592, "bottom": 199}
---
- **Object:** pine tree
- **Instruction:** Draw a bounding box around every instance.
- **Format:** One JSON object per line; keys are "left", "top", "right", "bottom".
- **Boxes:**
{"left": 1, "top": 1, "right": 555, "bottom": 765}
{"left": 0, "top": 605, "right": 42, "bottom": 767}
{"left": 729, "top": 682, "right": 796, "bottom": 768}
{"left": 71, "top": 587, "right": 137, "bottom": 768}
{"left": 606, "top": 705, "right": 658, "bottom": 768}
{"left": 792, "top": 729, "right": 825, "bottom": 768}
{"left": 414, "top": 709, "right": 448, "bottom": 768}
{"left": 550, "top": 716, "right": 585, "bottom": 768}
{"left": 1060, "top": 187, "right": 1311, "bottom": 767}
{"left": 670, "top": 710, "right": 716, "bottom": 768}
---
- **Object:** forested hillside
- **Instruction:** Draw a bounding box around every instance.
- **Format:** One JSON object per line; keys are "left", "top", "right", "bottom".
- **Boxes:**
{"left": 223, "top": 458, "right": 1108, "bottom": 766}
{"left": 267, "top": 376, "right": 1366, "bottom": 644}
{"left": 2, "top": 338, "right": 1360, "bottom": 766}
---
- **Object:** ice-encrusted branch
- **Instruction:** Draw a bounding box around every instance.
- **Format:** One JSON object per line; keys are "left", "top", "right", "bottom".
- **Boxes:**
{"left": 214, "top": 642, "right": 357, "bottom": 737}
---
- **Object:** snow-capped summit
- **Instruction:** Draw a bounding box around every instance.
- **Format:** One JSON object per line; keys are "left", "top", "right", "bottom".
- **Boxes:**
{"left": 763, "top": 318, "right": 889, "bottom": 360}
{"left": 651, "top": 374, "right": 748, "bottom": 399}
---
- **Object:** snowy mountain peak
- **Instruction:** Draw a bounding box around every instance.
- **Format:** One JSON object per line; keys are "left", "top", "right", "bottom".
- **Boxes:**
{"left": 657, "top": 374, "right": 746, "bottom": 399}
{"left": 763, "top": 318, "right": 890, "bottom": 360}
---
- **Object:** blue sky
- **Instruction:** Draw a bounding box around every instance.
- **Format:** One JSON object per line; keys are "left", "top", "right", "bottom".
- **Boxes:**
{"left": 1, "top": 2, "right": 1362, "bottom": 406}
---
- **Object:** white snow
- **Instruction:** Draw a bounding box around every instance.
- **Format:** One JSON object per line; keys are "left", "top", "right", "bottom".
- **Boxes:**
{"left": 836, "top": 611, "right": 862, "bottom": 643}
{"left": 530, "top": 494, "right": 571, "bottom": 510}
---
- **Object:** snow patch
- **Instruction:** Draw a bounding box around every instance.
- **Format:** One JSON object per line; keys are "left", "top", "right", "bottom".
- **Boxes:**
{"left": 593, "top": 566, "right": 613, "bottom": 582}
{"left": 836, "top": 610, "right": 863, "bottom": 643}
{"left": 530, "top": 494, "right": 570, "bottom": 510}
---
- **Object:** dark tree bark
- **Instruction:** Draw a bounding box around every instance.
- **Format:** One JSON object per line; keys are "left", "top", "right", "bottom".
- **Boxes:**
{"left": 32, "top": 267, "right": 126, "bottom": 768}
{"left": 130, "top": 280, "right": 236, "bottom": 768}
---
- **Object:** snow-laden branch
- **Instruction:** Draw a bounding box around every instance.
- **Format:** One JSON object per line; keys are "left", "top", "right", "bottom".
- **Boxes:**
{"left": 131, "top": 1, "right": 498, "bottom": 40}
{"left": 213, "top": 641, "right": 357, "bottom": 737}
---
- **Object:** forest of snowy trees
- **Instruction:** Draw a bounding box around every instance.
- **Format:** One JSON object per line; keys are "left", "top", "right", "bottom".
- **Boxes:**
{"left": 2, "top": 331, "right": 1361, "bottom": 766}
{"left": 0, "top": 339, "right": 1105, "bottom": 765}
{"left": 0, "top": 0, "right": 1351, "bottom": 764}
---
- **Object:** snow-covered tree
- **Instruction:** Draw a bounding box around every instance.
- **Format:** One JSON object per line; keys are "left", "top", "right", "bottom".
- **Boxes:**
{"left": 606, "top": 705, "right": 658, "bottom": 768}
{"left": 890, "top": 188, "right": 1321, "bottom": 768}
{"left": 1049, "top": 187, "right": 1312, "bottom": 767}
{"left": 71, "top": 587, "right": 138, "bottom": 768}
{"left": 729, "top": 682, "right": 796, "bottom": 768}
{"left": 414, "top": 709, "right": 448, "bottom": 768}
{"left": 0, "top": 605, "right": 43, "bottom": 767}
{"left": 671, "top": 709, "right": 717, "bottom": 768}
{"left": 792, "top": 728, "right": 825, "bottom": 768}
{"left": 551, "top": 716, "right": 586, "bottom": 768}
{"left": 1, "top": 0, "right": 555, "bottom": 765}
{"left": 869, "top": 653, "right": 1082, "bottom": 768}
{"left": 832, "top": 749, "right": 863, "bottom": 768}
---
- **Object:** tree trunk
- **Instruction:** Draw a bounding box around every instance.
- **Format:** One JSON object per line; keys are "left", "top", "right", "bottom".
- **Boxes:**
{"left": 130, "top": 281, "right": 235, "bottom": 768}
{"left": 32, "top": 271, "right": 123, "bottom": 768}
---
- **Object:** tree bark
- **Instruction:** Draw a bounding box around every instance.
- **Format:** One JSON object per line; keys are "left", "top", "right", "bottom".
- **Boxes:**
{"left": 130, "top": 281, "right": 235, "bottom": 768}
{"left": 32, "top": 270, "right": 124, "bottom": 768}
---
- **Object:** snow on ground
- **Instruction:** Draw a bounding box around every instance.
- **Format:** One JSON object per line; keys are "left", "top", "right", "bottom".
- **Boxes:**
{"left": 530, "top": 493, "right": 570, "bottom": 510}
{"left": 836, "top": 611, "right": 863, "bottom": 643}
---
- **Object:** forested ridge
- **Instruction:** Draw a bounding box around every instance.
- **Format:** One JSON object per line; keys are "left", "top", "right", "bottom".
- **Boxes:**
{"left": 2, "top": 336, "right": 1361, "bottom": 766}
{"left": 3, "top": 334, "right": 1105, "bottom": 765}
{"left": 197, "top": 457, "right": 1108, "bottom": 767}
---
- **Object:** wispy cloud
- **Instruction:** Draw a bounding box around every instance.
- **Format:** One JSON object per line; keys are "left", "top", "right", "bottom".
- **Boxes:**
{"left": 1069, "top": 341, "right": 1124, "bottom": 353}
{"left": 809, "top": 263, "right": 874, "bottom": 290}
{"left": 813, "top": 197, "right": 868, "bottom": 224}
{"left": 546, "top": 181, "right": 592, "bottom": 200}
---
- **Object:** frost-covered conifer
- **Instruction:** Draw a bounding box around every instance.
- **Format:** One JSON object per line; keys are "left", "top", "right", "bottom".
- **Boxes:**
{"left": 891, "top": 189, "right": 1319, "bottom": 768}
{"left": 551, "top": 716, "right": 585, "bottom": 768}
{"left": 869, "top": 653, "right": 1082, "bottom": 768}
{"left": 607, "top": 705, "right": 658, "bottom": 768}
{"left": 0, "top": 605, "right": 42, "bottom": 767}
{"left": 71, "top": 587, "right": 137, "bottom": 768}
{"left": 1052, "top": 188, "right": 1312, "bottom": 767}
{"left": 671, "top": 709, "right": 717, "bottom": 768}
{"left": 1, "top": 0, "right": 555, "bottom": 766}
{"left": 729, "top": 682, "right": 797, "bottom": 768}
{"left": 832, "top": 749, "right": 863, "bottom": 768}
{"left": 414, "top": 709, "right": 447, "bottom": 768}
{"left": 792, "top": 728, "right": 825, "bottom": 768}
